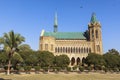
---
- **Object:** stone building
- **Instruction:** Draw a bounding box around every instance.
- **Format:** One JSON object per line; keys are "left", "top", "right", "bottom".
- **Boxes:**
{"left": 39, "top": 13, "right": 103, "bottom": 66}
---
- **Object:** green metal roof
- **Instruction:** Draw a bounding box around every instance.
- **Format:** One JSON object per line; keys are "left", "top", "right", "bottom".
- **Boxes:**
{"left": 90, "top": 13, "right": 98, "bottom": 23}
{"left": 43, "top": 32, "right": 86, "bottom": 40}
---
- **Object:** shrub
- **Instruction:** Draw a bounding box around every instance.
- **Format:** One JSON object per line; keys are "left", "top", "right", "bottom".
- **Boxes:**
{"left": 56, "top": 67, "right": 61, "bottom": 72}
{"left": 34, "top": 66, "right": 40, "bottom": 71}
{"left": 67, "top": 67, "right": 71, "bottom": 72}
{"left": 24, "top": 66, "right": 32, "bottom": 72}
{"left": 72, "top": 65, "right": 78, "bottom": 71}
{"left": 42, "top": 67, "right": 48, "bottom": 72}
{"left": 103, "top": 67, "right": 108, "bottom": 73}
{"left": 87, "top": 66, "right": 92, "bottom": 72}
{"left": 79, "top": 66, "right": 84, "bottom": 72}
{"left": 16, "top": 66, "right": 21, "bottom": 71}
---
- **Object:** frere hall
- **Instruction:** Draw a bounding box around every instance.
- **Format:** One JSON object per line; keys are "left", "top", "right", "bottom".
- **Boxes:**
{"left": 39, "top": 13, "right": 103, "bottom": 66}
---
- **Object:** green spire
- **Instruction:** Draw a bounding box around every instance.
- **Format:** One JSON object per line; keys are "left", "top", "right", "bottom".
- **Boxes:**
{"left": 90, "top": 13, "right": 98, "bottom": 23}
{"left": 54, "top": 12, "right": 58, "bottom": 32}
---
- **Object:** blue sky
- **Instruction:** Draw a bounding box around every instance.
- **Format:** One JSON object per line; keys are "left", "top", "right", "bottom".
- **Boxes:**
{"left": 0, "top": 0, "right": 120, "bottom": 53}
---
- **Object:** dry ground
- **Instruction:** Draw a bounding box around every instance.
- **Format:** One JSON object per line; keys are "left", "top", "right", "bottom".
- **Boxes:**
{"left": 0, "top": 72, "right": 120, "bottom": 80}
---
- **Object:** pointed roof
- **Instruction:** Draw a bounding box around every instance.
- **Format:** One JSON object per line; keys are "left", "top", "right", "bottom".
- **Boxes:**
{"left": 90, "top": 13, "right": 98, "bottom": 23}
{"left": 54, "top": 12, "right": 58, "bottom": 27}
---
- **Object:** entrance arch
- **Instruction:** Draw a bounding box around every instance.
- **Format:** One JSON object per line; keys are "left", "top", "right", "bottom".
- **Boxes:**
{"left": 76, "top": 57, "right": 80, "bottom": 65}
{"left": 82, "top": 57, "right": 86, "bottom": 64}
{"left": 71, "top": 57, "right": 75, "bottom": 66}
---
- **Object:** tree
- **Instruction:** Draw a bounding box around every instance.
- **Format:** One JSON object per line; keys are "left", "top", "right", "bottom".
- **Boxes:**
{"left": 54, "top": 55, "right": 70, "bottom": 69}
{"left": 103, "top": 53, "right": 120, "bottom": 69}
{"left": 85, "top": 53, "right": 106, "bottom": 70}
{"left": 39, "top": 51, "right": 54, "bottom": 68}
{"left": 11, "top": 52, "right": 23, "bottom": 70}
{"left": 106, "top": 49, "right": 119, "bottom": 55}
{"left": 18, "top": 44, "right": 32, "bottom": 52}
{"left": 0, "top": 30, "right": 25, "bottom": 75}
{"left": 19, "top": 50, "right": 38, "bottom": 66}
{"left": 0, "top": 52, "right": 8, "bottom": 67}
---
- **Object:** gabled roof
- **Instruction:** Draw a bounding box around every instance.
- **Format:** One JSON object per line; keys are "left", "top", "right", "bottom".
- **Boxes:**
{"left": 43, "top": 32, "right": 86, "bottom": 40}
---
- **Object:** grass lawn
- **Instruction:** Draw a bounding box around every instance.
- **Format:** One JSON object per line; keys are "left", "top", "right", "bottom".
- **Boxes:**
{"left": 0, "top": 72, "right": 120, "bottom": 80}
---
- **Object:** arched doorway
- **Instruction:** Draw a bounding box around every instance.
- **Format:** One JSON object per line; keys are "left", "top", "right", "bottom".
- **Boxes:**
{"left": 76, "top": 57, "right": 80, "bottom": 65}
{"left": 71, "top": 57, "right": 75, "bottom": 66}
{"left": 82, "top": 57, "right": 86, "bottom": 64}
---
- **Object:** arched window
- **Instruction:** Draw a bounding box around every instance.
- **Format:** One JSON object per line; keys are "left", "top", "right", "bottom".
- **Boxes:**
{"left": 82, "top": 57, "right": 86, "bottom": 64}
{"left": 68, "top": 47, "right": 70, "bottom": 53}
{"left": 66, "top": 47, "right": 67, "bottom": 53}
{"left": 71, "top": 57, "right": 75, "bottom": 66}
{"left": 96, "top": 30, "right": 98, "bottom": 38}
{"left": 58, "top": 47, "right": 59, "bottom": 53}
{"left": 40, "top": 44, "right": 43, "bottom": 50}
{"left": 87, "top": 48, "right": 89, "bottom": 53}
{"left": 84, "top": 47, "right": 86, "bottom": 53}
{"left": 55, "top": 47, "right": 57, "bottom": 53}
{"left": 79, "top": 47, "right": 81, "bottom": 53}
{"left": 60, "top": 47, "right": 62, "bottom": 53}
{"left": 92, "top": 29, "right": 94, "bottom": 38}
{"left": 45, "top": 44, "right": 48, "bottom": 51}
{"left": 63, "top": 47, "right": 65, "bottom": 53}
{"left": 73, "top": 47, "right": 75, "bottom": 53}
{"left": 76, "top": 47, "right": 78, "bottom": 53}
{"left": 71, "top": 47, "right": 72, "bottom": 53}
{"left": 76, "top": 57, "right": 80, "bottom": 65}
{"left": 51, "top": 45, "right": 53, "bottom": 51}
{"left": 97, "top": 45, "right": 100, "bottom": 52}
{"left": 81, "top": 48, "right": 83, "bottom": 53}
{"left": 89, "top": 48, "right": 91, "bottom": 53}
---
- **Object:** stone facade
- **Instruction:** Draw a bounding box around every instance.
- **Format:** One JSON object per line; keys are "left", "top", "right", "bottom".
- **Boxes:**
{"left": 39, "top": 13, "right": 103, "bottom": 66}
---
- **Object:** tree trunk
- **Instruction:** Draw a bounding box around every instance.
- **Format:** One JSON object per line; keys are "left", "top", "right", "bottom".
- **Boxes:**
{"left": 7, "top": 59, "right": 11, "bottom": 75}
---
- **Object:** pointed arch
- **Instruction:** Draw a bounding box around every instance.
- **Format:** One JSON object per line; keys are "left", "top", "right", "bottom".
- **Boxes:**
{"left": 89, "top": 48, "right": 91, "bottom": 53}
{"left": 82, "top": 57, "right": 86, "bottom": 64}
{"left": 92, "top": 29, "right": 94, "bottom": 38}
{"left": 58, "top": 47, "right": 59, "bottom": 53}
{"left": 72, "top": 47, "right": 75, "bottom": 53}
{"left": 71, "top": 57, "right": 75, "bottom": 66}
{"left": 63, "top": 47, "right": 65, "bottom": 53}
{"left": 97, "top": 45, "right": 100, "bottom": 52}
{"left": 96, "top": 30, "right": 98, "bottom": 39}
{"left": 76, "top": 57, "right": 80, "bottom": 65}
{"left": 55, "top": 47, "right": 57, "bottom": 53}
{"left": 71, "top": 47, "right": 72, "bottom": 53}
{"left": 68, "top": 47, "right": 70, "bottom": 53}
{"left": 79, "top": 47, "right": 81, "bottom": 53}
{"left": 81, "top": 47, "right": 83, "bottom": 53}
{"left": 87, "top": 48, "right": 89, "bottom": 53}
{"left": 76, "top": 47, "right": 78, "bottom": 53}
{"left": 60, "top": 47, "right": 62, "bottom": 53}
{"left": 66, "top": 47, "right": 67, "bottom": 53}
{"left": 84, "top": 47, "right": 86, "bottom": 53}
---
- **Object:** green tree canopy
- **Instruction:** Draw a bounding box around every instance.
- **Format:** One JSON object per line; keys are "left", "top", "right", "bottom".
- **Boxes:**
{"left": 18, "top": 44, "right": 32, "bottom": 52}
{"left": 85, "top": 53, "right": 106, "bottom": 68}
{"left": 54, "top": 55, "right": 70, "bottom": 68}
{"left": 0, "top": 30, "right": 25, "bottom": 75}
{"left": 38, "top": 51, "right": 54, "bottom": 67}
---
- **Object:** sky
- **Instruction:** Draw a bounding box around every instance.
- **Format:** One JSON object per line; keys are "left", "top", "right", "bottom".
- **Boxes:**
{"left": 0, "top": 0, "right": 120, "bottom": 53}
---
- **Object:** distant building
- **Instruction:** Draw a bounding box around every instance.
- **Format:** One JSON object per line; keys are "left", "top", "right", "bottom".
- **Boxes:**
{"left": 39, "top": 13, "right": 103, "bottom": 66}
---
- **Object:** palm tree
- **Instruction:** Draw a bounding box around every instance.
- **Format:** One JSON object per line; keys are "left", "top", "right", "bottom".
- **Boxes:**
{"left": 0, "top": 30, "right": 25, "bottom": 75}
